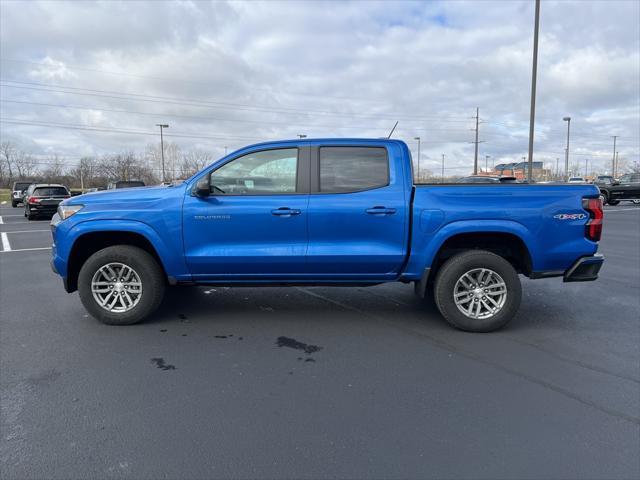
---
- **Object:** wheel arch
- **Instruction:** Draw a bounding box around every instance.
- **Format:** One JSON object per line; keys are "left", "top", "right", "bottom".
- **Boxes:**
{"left": 66, "top": 230, "right": 168, "bottom": 293}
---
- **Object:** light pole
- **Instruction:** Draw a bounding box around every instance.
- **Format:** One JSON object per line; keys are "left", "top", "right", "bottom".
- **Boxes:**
{"left": 555, "top": 157, "right": 559, "bottom": 180}
{"left": 414, "top": 137, "right": 421, "bottom": 181}
{"left": 611, "top": 136, "right": 618, "bottom": 177}
{"left": 584, "top": 158, "right": 588, "bottom": 178}
{"left": 485, "top": 155, "right": 490, "bottom": 173}
{"left": 526, "top": 0, "right": 541, "bottom": 183}
{"left": 563, "top": 117, "right": 571, "bottom": 182}
{"left": 441, "top": 154, "right": 445, "bottom": 183}
{"left": 156, "top": 124, "right": 169, "bottom": 183}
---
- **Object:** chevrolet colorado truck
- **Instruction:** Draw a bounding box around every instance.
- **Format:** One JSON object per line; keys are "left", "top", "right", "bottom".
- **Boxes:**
{"left": 50, "top": 139, "right": 604, "bottom": 332}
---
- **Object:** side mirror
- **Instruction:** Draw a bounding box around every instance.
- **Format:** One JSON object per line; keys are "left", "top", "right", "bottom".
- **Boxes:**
{"left": 193, "top": 176, "right": 211, "bottom": 197}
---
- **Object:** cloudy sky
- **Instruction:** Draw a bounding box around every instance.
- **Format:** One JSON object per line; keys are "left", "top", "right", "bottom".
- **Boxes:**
{"left": 1, "top": 0, "right": 639, "bottom": 177}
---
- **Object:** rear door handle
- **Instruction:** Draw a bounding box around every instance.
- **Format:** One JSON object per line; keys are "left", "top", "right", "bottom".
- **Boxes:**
{"left": 271, "top": 207, "right": 301, "bottom": 217}
{"left": 365, "top": 206, "right": 397, "bottom": 215}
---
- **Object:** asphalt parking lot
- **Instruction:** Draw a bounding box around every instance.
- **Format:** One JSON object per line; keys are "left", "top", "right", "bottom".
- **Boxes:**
{"left": 1, "top": 203, "right": 639, "bottom": 479}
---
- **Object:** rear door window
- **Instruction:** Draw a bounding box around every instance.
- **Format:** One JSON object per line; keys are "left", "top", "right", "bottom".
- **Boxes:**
{"left": 319, "top": 147, "right": 388, "bottom": 193}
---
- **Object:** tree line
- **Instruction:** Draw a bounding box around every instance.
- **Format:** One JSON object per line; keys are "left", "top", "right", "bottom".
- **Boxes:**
{"left": 0, "top": 141, "right": 215, "bottom": 189}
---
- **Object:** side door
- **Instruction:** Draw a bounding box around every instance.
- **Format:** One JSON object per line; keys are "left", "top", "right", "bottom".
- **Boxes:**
{"left": 305, "top": 145, "right": 409, "bottom": 278}
{"left": 182, "top": 146, "right": 310, "bottom": 279}
{"left": 619, "top": 174, "right": 640, "bottom": 199}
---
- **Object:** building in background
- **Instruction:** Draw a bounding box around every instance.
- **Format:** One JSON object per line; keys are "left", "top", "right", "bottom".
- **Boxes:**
{"left": 488, "top": 161, "right": 547, "bottom": 180}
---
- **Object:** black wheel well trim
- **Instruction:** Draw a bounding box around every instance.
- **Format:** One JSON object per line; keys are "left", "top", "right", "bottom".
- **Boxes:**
{"left": 66, "top": 231, "right": 168, "bottom": 293}
{"left": 416, "top": 231, "right": 533, "bottom": 296}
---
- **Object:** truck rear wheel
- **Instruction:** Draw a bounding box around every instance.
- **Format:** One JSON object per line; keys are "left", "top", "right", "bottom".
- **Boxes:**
{"left": 433, "top": 250, "right": 521, "bottom": 332}
{"left": 78, "top": 245, "right": 165, "bottom": 325}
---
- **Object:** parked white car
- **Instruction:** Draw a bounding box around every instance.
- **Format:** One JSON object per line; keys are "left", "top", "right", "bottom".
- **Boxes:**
{"left": 568, "top": 177, "right": 586, "bottom": 184}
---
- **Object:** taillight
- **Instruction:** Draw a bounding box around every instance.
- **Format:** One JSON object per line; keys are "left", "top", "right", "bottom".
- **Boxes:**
{"left": 582, "top": 197, "right": 603, "bottom": 242}
{"left": 28, "top": 196, "right": 41, "bottom": 205}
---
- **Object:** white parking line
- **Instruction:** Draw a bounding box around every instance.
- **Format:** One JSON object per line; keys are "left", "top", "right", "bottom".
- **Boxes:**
{"left": 3, "top": 229, "right": 50, "bottom": 234}
{"left": 0, "top": 214, "right": 25, "bottom": 217}
{"left": 604, "top": 208, "right": 640, "bottom": 212}
{"left": 1, "top": 232, "right": 11, "bottom": 252}
{"left": 0, "top": 247, "right": 50, "bottom": 253}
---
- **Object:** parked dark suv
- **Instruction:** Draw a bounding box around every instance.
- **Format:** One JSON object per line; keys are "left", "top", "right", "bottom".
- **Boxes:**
{"left": 23, "top": 184, "right": 71, "bottom": 220}
{"left": 11, "top": 181, "right": 33, "bottom": 207}
{"left": 595, "top": 174, "right": 640, "bottom": 205}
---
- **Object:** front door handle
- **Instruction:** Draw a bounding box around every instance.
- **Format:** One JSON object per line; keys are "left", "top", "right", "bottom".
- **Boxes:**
{"left": 365, "top": 206, "right": 397, "bottom": 215}
{"left": 271, "top": 207, "right": 301, "bottom": 217}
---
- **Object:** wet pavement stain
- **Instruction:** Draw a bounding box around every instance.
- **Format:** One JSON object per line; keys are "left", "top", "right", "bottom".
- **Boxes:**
{"left": 181, "top": 334, "right": 187, "bottom": 337}
{"left": 276, "top": 336, "right": 323, "bottom": 355}
{"left": 215, "top": 335, "right": 228, "bottom": 339}
{"left": 160, "top": 329, "right": 168, "bottom": 333}
{"left": 151, "top": 358, "right": 176, "bottom": 371}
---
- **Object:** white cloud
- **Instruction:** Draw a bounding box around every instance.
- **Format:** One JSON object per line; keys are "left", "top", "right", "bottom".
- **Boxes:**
{"left": 0, "top": 0, "right": 638, "bottom": 175}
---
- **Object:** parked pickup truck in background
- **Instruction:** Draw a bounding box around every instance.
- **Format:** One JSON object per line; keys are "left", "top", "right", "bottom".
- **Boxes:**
{"left": 50, "top": 139, "right": 604, "bottom": 332}
{"left": 594, "top": 173, "right": 640, "bottom": 205}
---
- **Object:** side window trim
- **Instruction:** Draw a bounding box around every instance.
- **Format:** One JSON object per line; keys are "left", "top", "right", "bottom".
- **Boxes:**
{"left": 310, "top": 145, "right": 390, "bottom": 194}
{"left": 206, "top": 146, "right": 310, "bottom": 196}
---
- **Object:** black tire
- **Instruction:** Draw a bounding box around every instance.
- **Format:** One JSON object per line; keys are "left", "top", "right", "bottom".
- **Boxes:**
{"left": 608, "top": 199, "right": 620, "bottom": 206}
{"left": 599, "top": 191, "right": 608, "bottom": 205}
{"left": 26, "top": 207, "right": 35, "bottom": 220}
{"left": 434, "top": 250, "right": 522, "bottom": 333}
{"left": 78, "top": 245, "right": 166, "bottom": 325}
{"left": 11, "top": 201, "right": 18, "bottom": 208}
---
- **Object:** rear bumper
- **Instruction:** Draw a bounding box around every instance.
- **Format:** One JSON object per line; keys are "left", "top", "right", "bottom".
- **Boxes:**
{"left": 563, "top": 254, "right": 604, "bottom": 282}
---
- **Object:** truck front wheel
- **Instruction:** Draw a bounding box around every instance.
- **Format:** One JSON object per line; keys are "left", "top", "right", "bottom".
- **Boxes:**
{"left": 78, "top": 245, "right": 166, "bottom": 325}
{"left": 433, "top": 250, "right": 522, "bottom": 332}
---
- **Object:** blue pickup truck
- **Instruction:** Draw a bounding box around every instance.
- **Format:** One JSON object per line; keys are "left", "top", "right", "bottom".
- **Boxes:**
{"left": 50, "top": 139, "right": 604, "bottom": 332}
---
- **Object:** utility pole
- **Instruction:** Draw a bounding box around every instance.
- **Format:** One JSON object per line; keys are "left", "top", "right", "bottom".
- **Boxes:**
{"left": 526, "top": 0, "right": 541, "bottom": 183}
{"left": 156, "top": 124, "right": 169, "bottom": 183}
{"left": 472, "top": 107, "right": 480, "bottom": 175}
{"left": 555, "top": 157, "right": 559, "bottom": 180}
{"left": 414, "top": 137, "right": 421, "bottom": 181}
{"left": 615, "top": 151, "right": 619, "bottom": 177}
{"left": 80, "top": 158, "right": 84, "bottom": 191}
{"left": 563, "top": 117, "right": 571, "bottom": 182}
{"left": 611, "top": 136, "right": 618, "bottom": 176}
{"left": 441, "top": 154, "right": 445, "bottom": 183}
{"left": 485, "top": 155, "right": 490, "bottom": 173}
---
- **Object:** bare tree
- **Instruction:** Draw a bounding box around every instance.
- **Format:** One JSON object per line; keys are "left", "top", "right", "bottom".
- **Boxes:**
{"left": 0, "top": 141, "right": 16, "bottom": 186}
{"left": 179, "top": 149, "right": 213, "bottom": 179}
{"left": 41, "top": 155, "right": 67, "bottom": 183}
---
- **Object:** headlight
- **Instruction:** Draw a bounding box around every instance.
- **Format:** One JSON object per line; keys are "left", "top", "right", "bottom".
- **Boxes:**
{"left": 57, "top": 204, "right": 84, "bottom": 220}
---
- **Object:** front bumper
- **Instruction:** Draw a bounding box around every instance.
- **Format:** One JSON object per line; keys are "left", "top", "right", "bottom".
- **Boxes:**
{"left": 563, "top": 254, "right": 604, "bottom": 282}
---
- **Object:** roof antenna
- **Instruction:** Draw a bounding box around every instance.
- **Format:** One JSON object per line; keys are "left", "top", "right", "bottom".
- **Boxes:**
{"left": 387, "top": 121, "right": 399, "bottom": 139}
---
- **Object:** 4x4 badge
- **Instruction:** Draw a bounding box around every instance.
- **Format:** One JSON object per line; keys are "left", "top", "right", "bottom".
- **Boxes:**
{"left": 554, "top": 213, "right": 587, "bottom": 220}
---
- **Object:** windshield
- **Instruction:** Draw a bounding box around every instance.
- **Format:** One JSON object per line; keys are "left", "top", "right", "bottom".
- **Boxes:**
{"left": 33, "top": 187, "right": 69, "bottom": 196}
{"left": 14, "top": 182, "right": 32, "bottom": 191}
{"left": 116, "top": 181, "right": 145, "bottom": 188}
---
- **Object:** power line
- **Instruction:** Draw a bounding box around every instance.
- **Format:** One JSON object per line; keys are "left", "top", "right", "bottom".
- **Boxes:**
{"left": 0, "top": 99, "right": 476, "bottom": 134}
{"left": 0, "top": 118, "right": 264, "bottom": 141}
{"left": 0, "top": 79, "right": 476, "bottom": 122}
